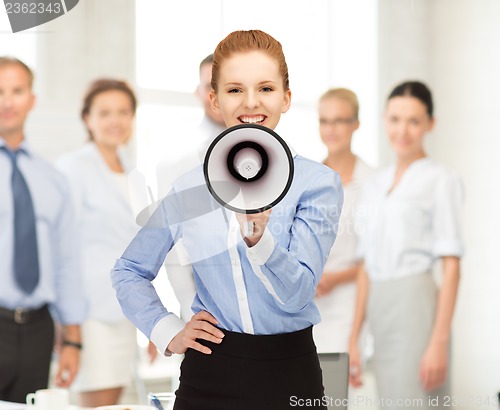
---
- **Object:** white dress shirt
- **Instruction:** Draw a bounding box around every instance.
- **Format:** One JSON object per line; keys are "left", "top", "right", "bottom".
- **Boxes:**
{"left": 155, "top": 115, "right": 226, "bottom": 321}
{"left": 112, "top": 155, "right": 343, "bottom": 355}
{"left": 0, "top": 138, "right": 85, "bottom": 324}
{"left": 57, "top": 143, "right": 141, "bottom": 323}
{"left": 357, "top": 157, "right": 464, "bottom": 281}
{"left": 314, "top": 157, "right": 373, "bottom": 352}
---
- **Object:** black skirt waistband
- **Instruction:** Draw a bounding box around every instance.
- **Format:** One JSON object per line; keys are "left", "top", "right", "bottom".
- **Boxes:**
{"left": 199, "top": 326, "right": 317, "bottom": 360}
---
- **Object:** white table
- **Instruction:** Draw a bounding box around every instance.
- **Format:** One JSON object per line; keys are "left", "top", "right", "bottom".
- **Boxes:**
{"left": 0, "top": 401, "right": 23, "bottom": 410}
{"left": 0, "top": 401, "right": 89, "bottom": 410}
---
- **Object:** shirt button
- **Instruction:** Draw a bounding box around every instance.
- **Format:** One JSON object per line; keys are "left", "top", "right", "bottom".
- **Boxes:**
{"left": 238, "top": 294, "right": 246, "bottom": 301}
{"left": 232, "top": 259, "right": 239, "bottom": 266}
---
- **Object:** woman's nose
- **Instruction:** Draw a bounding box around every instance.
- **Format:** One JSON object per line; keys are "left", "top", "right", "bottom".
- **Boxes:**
{"left": 243, "top": 91, "right": 259, "bottom": 109}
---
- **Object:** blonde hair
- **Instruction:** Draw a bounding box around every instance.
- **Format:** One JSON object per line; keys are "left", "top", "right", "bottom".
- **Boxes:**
{"left": 319, "top": 88, "right": 359, "bottom": 120}
{"left": 211, "top": 30, "right": 289, "bottom": 93}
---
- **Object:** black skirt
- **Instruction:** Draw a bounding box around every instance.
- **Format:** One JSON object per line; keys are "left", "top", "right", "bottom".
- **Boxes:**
{"left": 173, "top": 326, "right": 326, "bottom": 410}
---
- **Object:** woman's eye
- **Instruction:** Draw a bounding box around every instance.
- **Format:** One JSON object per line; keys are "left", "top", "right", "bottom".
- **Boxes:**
{"left": 261, "top": 86, "right": 273, "bottom": 92}
{"left": 228, "top": 88, "right": 241, "bottom": 93}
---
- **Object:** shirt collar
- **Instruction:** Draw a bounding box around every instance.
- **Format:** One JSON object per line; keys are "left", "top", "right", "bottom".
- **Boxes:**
{"left": 0, "top": 137, "right": 33, "bottom": 157}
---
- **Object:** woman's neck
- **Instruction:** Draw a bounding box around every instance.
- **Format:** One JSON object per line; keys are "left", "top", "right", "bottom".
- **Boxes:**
{"left": 389, "top": 150, "right": 426, "bottom": 193}
{"left": 324, "top": 150, "right": 356, "bottom": 184}
{"left": 395, "top": 151, "right": 426, "bottom": 173}
{"left": 95, "top": 142, "right": 123, "bottom": 173}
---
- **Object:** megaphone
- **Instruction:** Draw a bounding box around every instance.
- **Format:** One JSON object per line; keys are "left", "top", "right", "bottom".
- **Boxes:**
{"left": 203, "top": 124, "right": 294, "bottom": 216}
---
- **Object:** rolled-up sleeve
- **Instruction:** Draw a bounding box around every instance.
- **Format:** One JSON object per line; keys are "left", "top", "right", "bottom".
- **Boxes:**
{"left": 52, "top": 181, "right": 86, "bottom": 324}
{"left": 432, "top": 172, "right": 464, "bottom": 257}
{"left": 246, "top": 170, "right": 343, "bottom": 313}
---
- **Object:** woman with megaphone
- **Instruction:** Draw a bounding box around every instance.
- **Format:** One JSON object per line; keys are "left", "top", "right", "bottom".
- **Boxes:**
{"left": 112, "top": 30, "right": 343, "bottom": 410}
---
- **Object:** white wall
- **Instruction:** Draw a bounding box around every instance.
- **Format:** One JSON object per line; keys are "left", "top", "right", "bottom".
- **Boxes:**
{"left": 377, "top": 0, "right": 432, "bottom": 165}
{"left": 25, "top": 0, "right": 136, "bottom": 160}
{"left": 429, "top": 0, "right": 500, "bottom": 404}
{"left": 379, "top": 1, "right": 500, "bottom": 407}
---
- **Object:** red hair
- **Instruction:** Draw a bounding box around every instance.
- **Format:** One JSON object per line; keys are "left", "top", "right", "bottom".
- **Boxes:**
{"left": 211, "top": 30, "right": 289, "bottom": 93}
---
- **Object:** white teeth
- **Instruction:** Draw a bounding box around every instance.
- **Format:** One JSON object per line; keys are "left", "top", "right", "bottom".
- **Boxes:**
{"left": 240, "top": 115, "right": 265, "bottom": 123}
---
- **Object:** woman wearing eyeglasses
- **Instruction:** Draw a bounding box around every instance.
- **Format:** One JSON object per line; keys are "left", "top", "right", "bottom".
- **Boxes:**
{"left": 313, "top": 88, "right": 373, "bottom": 354}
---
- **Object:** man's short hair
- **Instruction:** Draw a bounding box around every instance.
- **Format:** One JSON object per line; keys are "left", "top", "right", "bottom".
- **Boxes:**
{"left": 0, "top": 57, "right": 34, "bottom": 88}
{"left": 199, "top": 54, "right": 214, "bottom": 73}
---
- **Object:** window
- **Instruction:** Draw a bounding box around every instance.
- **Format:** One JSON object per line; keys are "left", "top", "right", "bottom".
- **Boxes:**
{"left": 0, "top": 5, "right": 37, "bottom": 69}
{"left": 135, "top": 0, "right": 379, "bottom": 186}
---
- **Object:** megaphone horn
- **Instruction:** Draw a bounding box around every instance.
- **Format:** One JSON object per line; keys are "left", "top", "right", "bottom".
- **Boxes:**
{"left": 227, "top": 141, "right": 269, "bottom": 182}
{"left": 203, "top": 124, "right": 294, "bottom": 216}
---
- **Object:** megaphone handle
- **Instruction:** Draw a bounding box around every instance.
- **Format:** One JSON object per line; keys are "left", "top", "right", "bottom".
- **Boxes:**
{"left": 243, "top": 221, "right": 254, "bottom": 237}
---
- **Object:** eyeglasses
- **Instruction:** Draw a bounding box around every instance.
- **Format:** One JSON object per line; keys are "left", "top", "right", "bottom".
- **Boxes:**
{"left": 319, "top": 118, "right": 356, "bottom": 127}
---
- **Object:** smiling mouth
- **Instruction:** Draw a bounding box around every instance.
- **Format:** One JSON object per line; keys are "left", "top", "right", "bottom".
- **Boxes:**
{"left": 238, "top": 115, "right": 266, "bottom": 124}
{"left": 0, "top": 112, "right": 17, "bottom": 119}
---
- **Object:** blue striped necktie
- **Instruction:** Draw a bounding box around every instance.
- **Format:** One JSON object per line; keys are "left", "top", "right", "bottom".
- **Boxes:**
{"left": 1, "top": 147, "right": 40, "bottom": 294}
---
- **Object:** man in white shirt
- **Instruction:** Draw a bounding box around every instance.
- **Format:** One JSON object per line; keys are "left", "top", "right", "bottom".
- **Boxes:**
{"left": 0, "top": 57, "right": 85, "bottom": 403}
{"left": 194, "top": 54, "right": 226, "bottom": 155}
{"left": 156, "top": 54, "right": 226, "bottom": 322}
{"left": 157, "top": 54, "right": 226, "bottom": 198}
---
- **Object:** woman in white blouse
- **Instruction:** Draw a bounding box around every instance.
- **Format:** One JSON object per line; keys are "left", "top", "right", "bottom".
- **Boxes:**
{"left": 57, "top": 79, "right": 155, "bottom": 407}
{"left": 349, "top": 81, "right": 463, "bottom": 409}
{"left": 313, "top": 88, "right": 373, "bottom": 353}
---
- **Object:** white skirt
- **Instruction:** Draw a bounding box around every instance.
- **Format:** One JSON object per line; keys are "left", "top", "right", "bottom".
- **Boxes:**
{"left": 71, "top": 319, "right": 138, "bottom": 392}
{"left": 368, "top": 273, "right": 450, "bottom": 410}
{"left": 314, "top": 282, "right": 357, "bottom": 353}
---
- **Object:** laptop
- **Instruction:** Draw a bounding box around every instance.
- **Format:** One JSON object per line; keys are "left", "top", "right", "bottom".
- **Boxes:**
{"left": 318, "top": 352, "right": 349, "bottom": 409}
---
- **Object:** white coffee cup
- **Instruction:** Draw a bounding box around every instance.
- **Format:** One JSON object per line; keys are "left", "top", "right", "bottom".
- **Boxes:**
{"left": 26, "top": 388, "right": 69, "bottom": 410}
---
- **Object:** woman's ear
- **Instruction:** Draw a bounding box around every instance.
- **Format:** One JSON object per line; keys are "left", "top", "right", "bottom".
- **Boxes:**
{"left": 82, "top": 113, "right": 90, "bottom": 129}
{"left": 428, "top": 116, "right": 436, "bottom": 132}
{"left": 281, "top": 89, "right": 292, "bottom": 114}
{"left": 210, "top": 90, "right": 219, "bottom": 112}
{"left": 82, "top": 114, "right": 93, "bottom": 140}
{"left": 28, "top": 93, "right": 36, "bottom": 111}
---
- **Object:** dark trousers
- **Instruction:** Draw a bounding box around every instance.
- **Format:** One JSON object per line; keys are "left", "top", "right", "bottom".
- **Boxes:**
{"left": 174, "top": 326, "right": 326, "bottom": 410}
{"left": 0, "top": 306, "right": 54, "bottom": 403}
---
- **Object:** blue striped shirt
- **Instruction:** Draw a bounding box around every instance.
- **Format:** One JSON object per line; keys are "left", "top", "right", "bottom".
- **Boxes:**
{"left": 111, "top": 155, "right": 343, "bottom": 354}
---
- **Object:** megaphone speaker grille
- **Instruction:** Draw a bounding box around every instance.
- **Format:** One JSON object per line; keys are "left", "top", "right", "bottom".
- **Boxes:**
{"left": 227, "top": 141, "right": 269, "bottom": 182}
{"left": 204, "top": 124, "right": 294, "bottom": 214}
